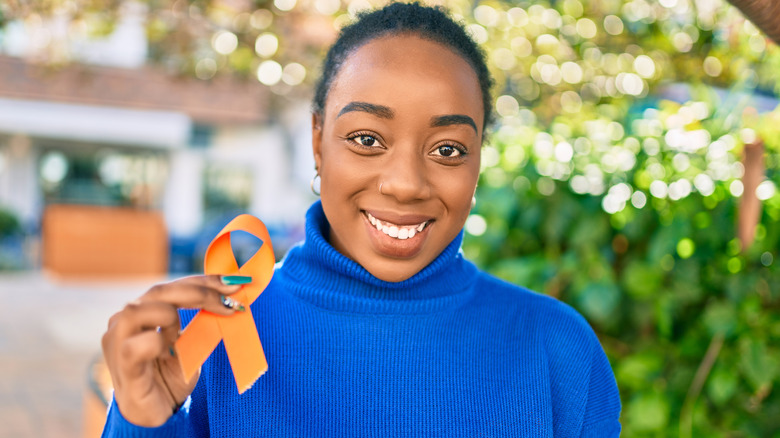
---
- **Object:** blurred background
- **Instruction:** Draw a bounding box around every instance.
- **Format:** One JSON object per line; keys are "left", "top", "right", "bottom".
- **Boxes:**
{"left": 0, "top": 0, "right": 778, "bottom": 436}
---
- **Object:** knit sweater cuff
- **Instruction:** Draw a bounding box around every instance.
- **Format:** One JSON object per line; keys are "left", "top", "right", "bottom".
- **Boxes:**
{"left": 102, "top": 395, "right": 189, "bottom": 438}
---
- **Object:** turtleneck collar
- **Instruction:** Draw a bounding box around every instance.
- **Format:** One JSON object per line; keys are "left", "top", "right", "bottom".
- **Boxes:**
{"left": 277, "top": 201, "right": 478, "bottom": 314}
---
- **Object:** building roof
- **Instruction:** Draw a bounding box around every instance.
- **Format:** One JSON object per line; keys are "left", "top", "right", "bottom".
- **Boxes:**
{"left": 0, "top": 55, "right": 269, "bottom": 124}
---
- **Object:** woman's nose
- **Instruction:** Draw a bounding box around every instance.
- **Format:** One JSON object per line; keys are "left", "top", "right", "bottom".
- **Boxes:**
{"left": 379, "top": 148, "right": 431, "bottom": 202}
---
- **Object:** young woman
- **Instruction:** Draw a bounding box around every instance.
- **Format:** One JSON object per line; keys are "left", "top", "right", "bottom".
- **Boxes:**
{"left": 101, "top": 3, "right": 621, "bottom": 436}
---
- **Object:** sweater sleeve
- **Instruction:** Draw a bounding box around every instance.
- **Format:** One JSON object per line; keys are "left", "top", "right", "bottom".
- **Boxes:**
{"left": 542, "top": 295, "right": 621, "bottom": 438}
{"left": 185, "top": 364, "right": 211, "bottom": 437}
{"left": 101, "top": 395, "right": 191, "bottom": 438}
{"left": 579, "top": 334, "right": 622, "bottom": 437}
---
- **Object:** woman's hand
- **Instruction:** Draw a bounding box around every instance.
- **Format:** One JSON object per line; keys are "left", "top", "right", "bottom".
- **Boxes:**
{"left": 102, "top": 275, "right": 248, "bottom": 427}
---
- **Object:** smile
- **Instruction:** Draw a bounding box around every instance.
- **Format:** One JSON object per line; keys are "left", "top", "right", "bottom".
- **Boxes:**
{"left": 365, "top": 212, "right": 430, "bottom": 240}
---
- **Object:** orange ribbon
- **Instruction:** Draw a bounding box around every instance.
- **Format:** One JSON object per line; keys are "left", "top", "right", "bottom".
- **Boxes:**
{"left": 174, "top": 214, "right": 275, "bottom": 393}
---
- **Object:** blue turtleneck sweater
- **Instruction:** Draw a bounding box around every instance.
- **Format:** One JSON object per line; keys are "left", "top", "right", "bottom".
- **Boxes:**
{"left": 103, "top": 201, "right": 621, "bottom": 437}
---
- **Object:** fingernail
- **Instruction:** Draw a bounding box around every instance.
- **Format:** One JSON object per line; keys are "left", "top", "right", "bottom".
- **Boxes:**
{"left": 169, "top": 347, "right": 176, "bottom": 357}
{"left": 221, "top": 295, "right": 235, "bottom": 309}
{"left": 220, "top": 275, "right": 253, "bottom": 285}
{"left": 220, "top": 295, "right": 246, "bottom": 312}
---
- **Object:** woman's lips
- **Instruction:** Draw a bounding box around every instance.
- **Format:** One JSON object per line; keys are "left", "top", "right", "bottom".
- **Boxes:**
{"left": 362, "top": 210, "right": 434, "bottom": 258}
{"left": 365, "top": 212, "right": 430, "bottom": 240}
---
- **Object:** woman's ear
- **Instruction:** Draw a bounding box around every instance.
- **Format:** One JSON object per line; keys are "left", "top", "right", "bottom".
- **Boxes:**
{"left": 312, "top": 112, "right": 323, "bottom": 170}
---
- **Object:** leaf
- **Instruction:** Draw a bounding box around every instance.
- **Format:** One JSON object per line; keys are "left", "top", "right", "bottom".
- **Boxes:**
{"left": 655, "top": 295, "right": 673, "bottom": 338}
{"left": 621, "top": 259, "right": 663, "bottom": 299}
{"left": 739, "top": 338, "right": 779, "bottom": 392}
{"left": 489, "top": 256, "right": 550, "bottom": 291}
{"left": 576, "top": 281, "right": 620, "bottom": 325}
{"left": 626, "top": 392, "right": 670, "bottom": 432}
{"left": 669, "top": 259, "right": 703, "bottom": 305}
{"left": 569, "top": 213, "right": 610, "bottom": 250}
{"left": 707, "top": 366, "right": 738, "bottom": 406}
{"left": 702, "top": 301, "right": 737, "bottom": 337}
{"left": 616, "top": 352, "right": 664, "bottom": 390}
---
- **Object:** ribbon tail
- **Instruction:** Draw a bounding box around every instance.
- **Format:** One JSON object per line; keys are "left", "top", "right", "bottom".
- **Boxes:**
{"left": 219, "top": 310, "right": 267, "bottom": 393}
{"left": 175, "top": 313, "right": 222, "bottom": 384}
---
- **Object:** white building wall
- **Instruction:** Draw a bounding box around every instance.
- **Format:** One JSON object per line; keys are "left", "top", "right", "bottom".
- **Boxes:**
{"left": 0, "top": 135, "right": 39, "bottom": 226}
{"left": 163, "top": 149, "right": 205, "bottom": 237}
{"left": 207, "top": 123, "right": 312, "bottom": 227}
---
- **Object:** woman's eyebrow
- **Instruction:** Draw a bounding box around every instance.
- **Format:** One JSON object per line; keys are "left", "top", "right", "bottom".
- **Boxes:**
{"left": 431, "top": 114, "right": 477, "bottom": 134}
{"left": 337, "top": 101, "right": 394, "bottom": 119}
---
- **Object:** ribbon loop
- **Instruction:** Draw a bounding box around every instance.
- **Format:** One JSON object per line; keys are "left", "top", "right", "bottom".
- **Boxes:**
{"left": 174, "top": 214, "right": 275, "bottom": 393}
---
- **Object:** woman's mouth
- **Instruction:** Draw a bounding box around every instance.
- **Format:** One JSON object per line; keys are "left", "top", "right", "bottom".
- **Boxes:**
{"left": 365, "top": 212, "right": 430, "bottom": 240}
{"left": 361, "top": 210, "right": 434, "bottom": 259}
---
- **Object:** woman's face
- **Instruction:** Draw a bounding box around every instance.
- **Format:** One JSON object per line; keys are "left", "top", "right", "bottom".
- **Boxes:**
{"left": 312, "top": 34, "right": 484, "bottom": 282}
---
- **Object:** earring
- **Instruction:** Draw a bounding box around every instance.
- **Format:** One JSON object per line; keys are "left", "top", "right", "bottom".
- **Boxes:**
{"left": 310, "top": 172, "right": 321, "bottom": 196}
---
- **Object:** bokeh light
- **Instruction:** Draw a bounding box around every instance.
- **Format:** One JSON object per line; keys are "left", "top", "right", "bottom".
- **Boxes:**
{"left": 274, "top": 0, "right": 297, "bottom": 12}
{"left": 282, "top": 62, "right": 306, "bottom": 85}
{"left": 256, "top": 60, "right": 282, "bottom": 85}
{"left": 255, "top": 33, "right": 279, "bottom": 57}
{"left": 212, "top": 31, "right": 238, "bottom": 55}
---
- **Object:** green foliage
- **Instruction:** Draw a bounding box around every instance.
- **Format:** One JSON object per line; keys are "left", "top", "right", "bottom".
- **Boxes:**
{"left": 456, "top": 1, "right": 780, "bottom": 435}
{"left": 0, "top": 206, "right": 22, "bottom": 271}
{"left": 0, "top": 206, "right": 20, "bottom": 237}
{"left": 465, "top": 126, "right": 780, "bottom": 434}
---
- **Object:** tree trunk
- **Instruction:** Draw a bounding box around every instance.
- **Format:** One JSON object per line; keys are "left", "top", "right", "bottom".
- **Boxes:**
{"left": 738, "top": 139, "right": 764, "bottom": 250}
{"left": 727, "top": 0, "right": 780, "bottom": 45}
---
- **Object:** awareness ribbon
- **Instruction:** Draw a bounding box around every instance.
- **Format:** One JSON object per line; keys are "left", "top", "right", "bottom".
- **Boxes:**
{"left": 174, "top": 214, "right": 275, "bottom": 393}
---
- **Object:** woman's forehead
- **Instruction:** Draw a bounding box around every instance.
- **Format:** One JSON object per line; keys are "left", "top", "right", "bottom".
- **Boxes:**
{"left": 337, "top": 34, "right": 477, "bottom": 80}
{"left": 324, "top": 34, "right": 484, "bottom": 123}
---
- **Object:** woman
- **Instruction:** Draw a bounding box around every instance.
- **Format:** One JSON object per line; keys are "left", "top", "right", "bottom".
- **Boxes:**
{"left": 101, "top": 3, "right": 621, "bottom": 436}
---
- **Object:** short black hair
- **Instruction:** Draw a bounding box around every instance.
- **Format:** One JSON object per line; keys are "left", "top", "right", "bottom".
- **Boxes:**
{"left": 312, "top": 2, "right": 494, "bottom": 131}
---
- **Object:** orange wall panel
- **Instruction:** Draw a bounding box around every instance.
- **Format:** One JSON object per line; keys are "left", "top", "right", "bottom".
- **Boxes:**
{"left": 42, "top": 205, "right": 168, "bottom": 278}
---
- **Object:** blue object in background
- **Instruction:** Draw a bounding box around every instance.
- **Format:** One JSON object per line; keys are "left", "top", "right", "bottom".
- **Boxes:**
{"left": 168, "top": 215, "right": 305, "bottom": 275}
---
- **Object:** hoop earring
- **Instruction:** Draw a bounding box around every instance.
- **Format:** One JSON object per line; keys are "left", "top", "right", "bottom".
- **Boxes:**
{"left": 310, "top": 172, "right": 321, "bottom": 197}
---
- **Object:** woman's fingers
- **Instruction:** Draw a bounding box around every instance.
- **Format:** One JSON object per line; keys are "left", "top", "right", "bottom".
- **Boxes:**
{"left": 105, "top": 274, "right": 254, "bottom": 373}
{"left": 108, "top": 301, "right": 180, "bottom": 339}
{"left": 103, "top": 303, "right": 178, "bottom": 388}
{"left": 117, "top": 330, "right": 169, "bottom": 378}
{"left": 158, "top": 323, "right": 180, "bottom": 351}
{"left": 138, "top": 275, "right": 251, "bottom": 316}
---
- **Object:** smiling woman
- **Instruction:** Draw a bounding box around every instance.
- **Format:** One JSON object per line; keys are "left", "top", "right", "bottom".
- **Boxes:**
{"left": 101, "top": 3, "right": 621, "bottom": 437}
{"left": 314, "top": 34, "right": 483, "bottom": 282}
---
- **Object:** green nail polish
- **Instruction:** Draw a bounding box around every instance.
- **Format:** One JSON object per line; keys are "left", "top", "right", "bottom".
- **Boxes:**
{"left": 221, "top": 275, "right": 253, "bottom": 285}
{"left": 237, "top": 304, "right": 246, "bottom": 312}
{"left": 169, "top": 347, "right": 176, "bottom": 357}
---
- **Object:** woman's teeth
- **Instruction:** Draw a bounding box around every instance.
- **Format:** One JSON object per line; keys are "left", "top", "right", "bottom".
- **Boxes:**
{"left": 367, "top": 212, "right": 428, "bottom": 240}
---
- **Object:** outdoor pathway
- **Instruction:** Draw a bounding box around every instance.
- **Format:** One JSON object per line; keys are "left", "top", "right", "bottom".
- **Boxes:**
{"left": 0, "top": 271, "right": 162, "bottom": 438}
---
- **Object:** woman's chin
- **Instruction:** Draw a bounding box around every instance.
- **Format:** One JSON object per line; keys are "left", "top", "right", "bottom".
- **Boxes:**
{"left": 362, "top": 261, "right": 421, "bottom": 283}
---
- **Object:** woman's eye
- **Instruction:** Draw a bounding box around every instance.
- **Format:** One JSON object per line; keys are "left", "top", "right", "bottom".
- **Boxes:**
{"left": 434, "top": 145, "right": 462, "bottom": 157}
{"left": 353, "top": 135, "right": 379, "bottom": 147}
